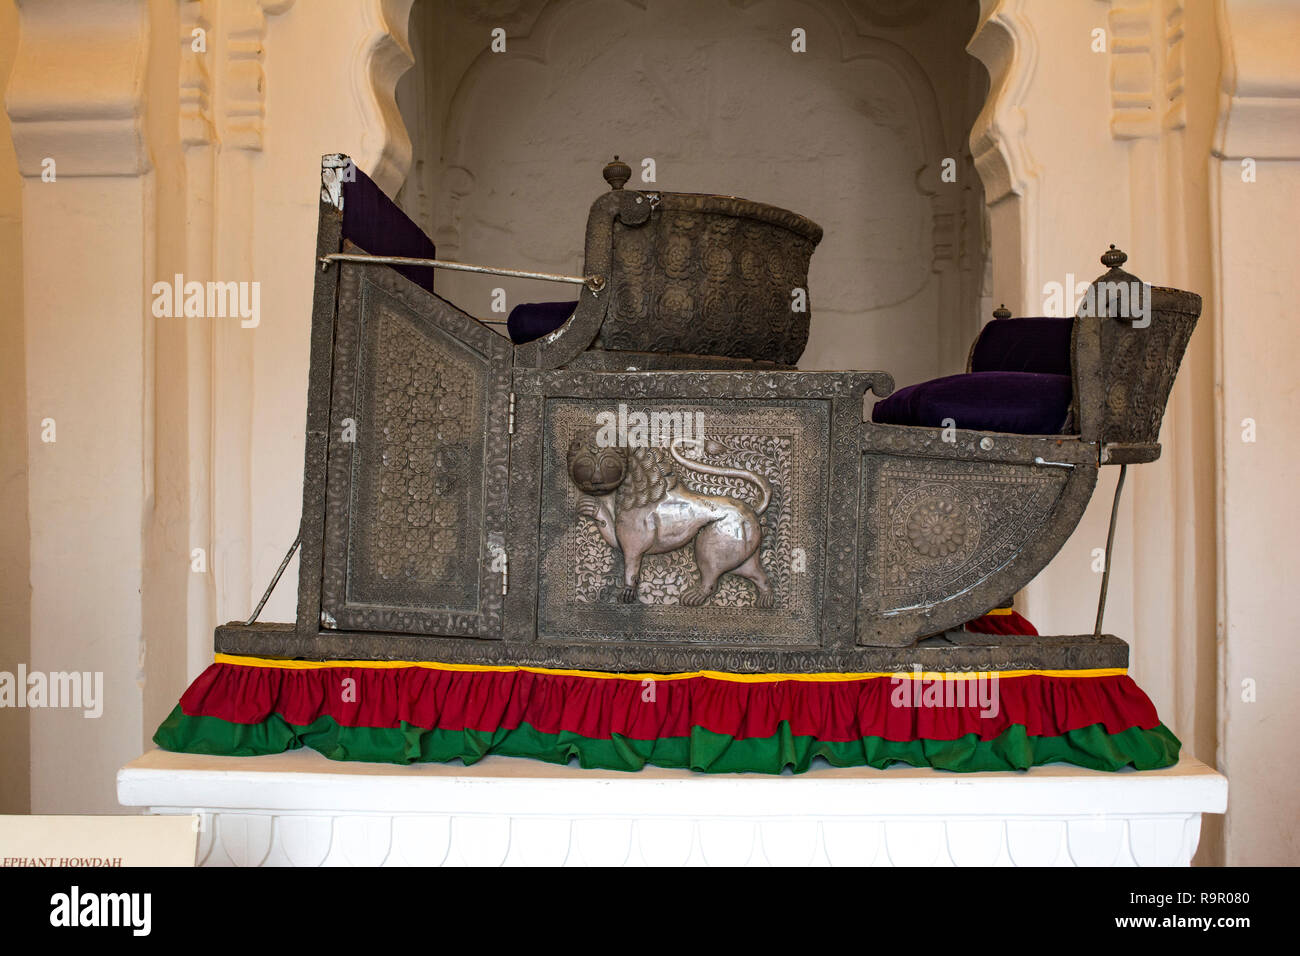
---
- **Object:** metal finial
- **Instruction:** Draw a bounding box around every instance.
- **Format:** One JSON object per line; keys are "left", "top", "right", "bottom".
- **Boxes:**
{"left": 992, "top": 303, "right": 1011, "bottom": 320}
{"left": 603, "top": 155, "right": 631, "bottom": 190}
{"left": 1101, "top": 244, "right": 1128, "bottom": 269}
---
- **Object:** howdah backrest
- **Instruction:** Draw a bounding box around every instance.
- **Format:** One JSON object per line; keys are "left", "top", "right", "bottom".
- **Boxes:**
{"left": 966, "top": 315, "right": 1075, "bottom": 377}
{"left": 596, "top": 188, "right": 824, "bottom": 366}
{"left": 512, "top": 158, "right": 825, "bottom": 370}
{"left": 1070, "top": 246, "right": 1202, "bottom": 463}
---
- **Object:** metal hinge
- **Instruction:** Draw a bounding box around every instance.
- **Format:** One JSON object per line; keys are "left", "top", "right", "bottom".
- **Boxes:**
{"left": 508, "top": 392, "right": 516, "bottom": 434}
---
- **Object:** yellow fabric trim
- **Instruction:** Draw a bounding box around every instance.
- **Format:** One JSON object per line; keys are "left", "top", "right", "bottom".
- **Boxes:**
{"left": 984, "top": 607, "right": 1015, "bottom": 616}
{"left": 211, "top": 653, "right": 1125, "bottom": 683}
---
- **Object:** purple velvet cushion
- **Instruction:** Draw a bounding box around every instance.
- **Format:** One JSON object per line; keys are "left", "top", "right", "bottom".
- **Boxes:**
{"left": 507, "top": 301, "right": 577, "bottom": 344}
{"left": 970, "top": 317, "right": 1074, "bottom": 376}
{"left": 341, "top": 167, "right": 437, "bottom": 291}
{"left": 871, "top": 371, "right": 1074, "bottom": 435}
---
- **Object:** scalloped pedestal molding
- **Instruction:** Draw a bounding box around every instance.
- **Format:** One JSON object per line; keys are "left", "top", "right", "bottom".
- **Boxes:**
{"left": 118, "top": 749, "right": 1226, "bottom": 867}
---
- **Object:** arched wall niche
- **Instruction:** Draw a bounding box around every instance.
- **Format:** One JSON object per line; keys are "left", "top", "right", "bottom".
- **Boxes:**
{"left": 395, "top": 0, "right": 990, "bottom": 387}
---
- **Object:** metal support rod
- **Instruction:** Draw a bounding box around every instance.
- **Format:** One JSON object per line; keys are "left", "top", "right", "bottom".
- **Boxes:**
{"left": 244, "top": 532, "right": 302, "bottom": 626}
{"left": 1094, "top": 464, "right": 1128, "bottom": 638}
{"left": 319, "top": 252, "right": 605, "bottom": 293}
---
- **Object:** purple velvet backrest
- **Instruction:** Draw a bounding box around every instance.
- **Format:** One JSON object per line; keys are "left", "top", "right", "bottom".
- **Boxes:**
{"left": 341, "top": 167, "right": 436, "bottom": 292}
{"left": 968, "top": 317, "right": 1074, "bottom": 377}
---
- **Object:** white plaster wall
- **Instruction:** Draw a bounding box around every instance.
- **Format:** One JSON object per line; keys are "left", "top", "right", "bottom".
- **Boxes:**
{"left": 1216, "top": 163, "right": 1300, "bottom": 866}
{"left": 1211, "top": 0, "right": 1300, "bottom": 867}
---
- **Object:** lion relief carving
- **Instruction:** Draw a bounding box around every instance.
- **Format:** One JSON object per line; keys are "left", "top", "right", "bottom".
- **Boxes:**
{"left": 566, "top": 428, "right": 774, "bottom": 607}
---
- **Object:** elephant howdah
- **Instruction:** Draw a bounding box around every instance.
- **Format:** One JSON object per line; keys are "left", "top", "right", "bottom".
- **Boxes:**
{"left": 214, "top": 155, "right": 1201, "bottom": 675}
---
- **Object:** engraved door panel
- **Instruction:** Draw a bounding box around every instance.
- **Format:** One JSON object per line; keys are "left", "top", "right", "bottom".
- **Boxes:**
{"left": 514, "top": 370, "right": 872, "bottom": 654}
{"left": 320, "top": 264, "right": 512, "bottom": 637}
{"left": 538, "top": 398, "right": 827, "bottom": 647}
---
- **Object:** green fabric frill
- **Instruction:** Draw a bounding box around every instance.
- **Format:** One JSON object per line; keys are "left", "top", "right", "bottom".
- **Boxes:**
{"left": 154, "top": 706, "right": 1182, "bottom": 775}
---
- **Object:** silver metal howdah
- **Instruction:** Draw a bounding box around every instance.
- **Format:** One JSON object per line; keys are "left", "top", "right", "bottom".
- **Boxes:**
{"left": 216, "top": 155, "right": 1202, "bottom": 675}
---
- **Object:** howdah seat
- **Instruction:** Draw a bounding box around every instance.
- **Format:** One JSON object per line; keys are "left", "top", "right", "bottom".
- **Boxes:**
{"left": 872, "top": 315, "right": 1076, "bottom": 436}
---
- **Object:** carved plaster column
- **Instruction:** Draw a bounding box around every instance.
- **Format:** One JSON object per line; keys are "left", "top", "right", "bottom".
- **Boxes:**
{"left": 5, "top": 0, "right": 418, "bottom": 811}
{"left": 6, "top": 0, "right": 152, "bottom": 812}
{"left": 207, "top": 0, "right": 293, "bottom": 642}
{"left": 175, "top": 0, "right": 218, "bottom": 686}
{"left": 1209, "top": 0, "right": 1300, "bottom": 866}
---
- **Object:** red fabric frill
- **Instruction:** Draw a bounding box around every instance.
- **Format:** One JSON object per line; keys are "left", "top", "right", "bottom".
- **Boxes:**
{"left": 178, "top": 661, "right": 1159, "bottom": 745}
{"left": 965, "top": 609, "right": 1039, "bottom": 636}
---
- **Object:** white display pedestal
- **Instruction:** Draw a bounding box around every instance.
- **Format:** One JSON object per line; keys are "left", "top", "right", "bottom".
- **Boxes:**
{"left": 117, "top": 749, "right": 1226, "bottom": 867}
